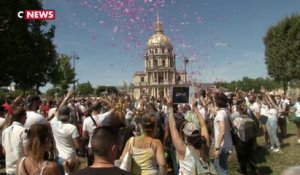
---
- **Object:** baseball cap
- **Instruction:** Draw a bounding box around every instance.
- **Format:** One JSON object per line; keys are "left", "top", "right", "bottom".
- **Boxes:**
{"left": 57, "top": 105, "right": 70, "bottom": 121}
{"left": 182, "top": 122, "right": 201, "bottom": 137}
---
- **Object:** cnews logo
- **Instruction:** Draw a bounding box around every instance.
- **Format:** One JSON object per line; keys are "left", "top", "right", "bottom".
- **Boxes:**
{"left": 18, "top": 10, "right": 55, "bottom": 20}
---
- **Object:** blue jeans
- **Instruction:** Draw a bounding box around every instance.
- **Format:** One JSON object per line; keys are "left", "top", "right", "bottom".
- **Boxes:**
{"left": 214, "top": 148, "right": 230, "bottom": 175}
{"left": 56, "top": 157, "right": 66, "bottom": 175}
{"left": 267, "top": 118, "right": 280, "bottom": 148}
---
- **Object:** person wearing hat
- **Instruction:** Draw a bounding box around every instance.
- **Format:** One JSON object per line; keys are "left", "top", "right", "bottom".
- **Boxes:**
{"left": 51, "top": 105, "right": 82, "bottom": 175}
{"left": 167, "top": 98, "right": 216, "bottom": 175}
{"left": 25, "top": 95, "right": 46, "bottom": 129}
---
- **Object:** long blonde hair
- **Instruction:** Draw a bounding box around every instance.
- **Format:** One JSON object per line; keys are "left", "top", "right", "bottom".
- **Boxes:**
{"left": 26, "top": 124, "right": 51, "bottom": 163}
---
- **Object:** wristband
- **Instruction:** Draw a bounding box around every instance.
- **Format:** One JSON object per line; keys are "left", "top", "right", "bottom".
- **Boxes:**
{"left": 215, "top": 147, "right": 220, "bottom": 151}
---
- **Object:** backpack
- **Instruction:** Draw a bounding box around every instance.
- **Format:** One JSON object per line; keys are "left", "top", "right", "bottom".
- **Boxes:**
{"left": 237, "top": 117, "right": 257, "bottom": 142}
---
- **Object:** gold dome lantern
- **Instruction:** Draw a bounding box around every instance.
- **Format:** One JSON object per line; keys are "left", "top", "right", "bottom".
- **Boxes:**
{"left": 147, "top": 13, "right": 172, "bottom": 48}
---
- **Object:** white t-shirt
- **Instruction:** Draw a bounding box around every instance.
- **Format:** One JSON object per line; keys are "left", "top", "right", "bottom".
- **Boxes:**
{"left": 25, "top": 111, "right": 47, "bottom": 129}
{"left": 48, "top": 107, "right": 57, "bottom": 118}
{"left": 125, "top": 109, "right": 133, "bottom": 120}
{"left": 268, "top": 108, "right": 278, "bottom": 120}
{"left": 260, "top": 104, "right": 269, "bottom": 117}
{"left": 82, "top": 115, "right": 98, "bottom": 148}
{"left": 213, "top": 109, "right": 233, "bottom": 150}
{"left": 0, "top": 117, "right": 5, "bottom": 145}
{"left": 51, "top": 121, "right": 79, "bottom": 159}
{"left": 278, "top": 101, "right": 287, "bottom": 118}
{"left": 250, "top": 102, "right": 260, "bottom": 114}
{"left": 2, "top": 122, "right": 28, "bottom": 174}
{"left": 96, "top": 111, "right": 113, "bottom": 126}
{"left": 294, "top": 102, "right": 300, "bottom": 117}
{"left": 82, "top": 111, "right": 112, "bottom": 148}
{"left": 162, "top": 105, "right": 168, "bottom": 114}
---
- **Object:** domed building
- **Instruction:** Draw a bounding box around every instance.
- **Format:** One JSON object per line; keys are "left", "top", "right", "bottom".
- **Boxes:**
{"left": 133, "top": 14, "right": 187, "bottom": 98}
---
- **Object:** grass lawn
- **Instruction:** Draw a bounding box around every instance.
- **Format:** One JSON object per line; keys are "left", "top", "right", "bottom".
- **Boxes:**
{"left": 228, "top": 117, "right": 300, "bottom": 175}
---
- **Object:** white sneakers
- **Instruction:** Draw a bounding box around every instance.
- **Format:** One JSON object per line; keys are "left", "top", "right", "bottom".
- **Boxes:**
{"left": 270, "top": 146, "right": 281, "bottom": 153}
{"left": 273, "top": 148, "right": 281, "bottom": 153}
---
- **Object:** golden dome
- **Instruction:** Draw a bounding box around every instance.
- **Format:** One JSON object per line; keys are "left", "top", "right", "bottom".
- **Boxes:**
{"left": 147, "top": 13, "right": 172, "bottom": 48}
{"left": 147, "top": 33, "right": 172, "bottom": 47}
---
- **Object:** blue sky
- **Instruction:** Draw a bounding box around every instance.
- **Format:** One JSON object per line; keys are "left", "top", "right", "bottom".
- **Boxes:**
{"left": 42, "top": 0, "right": 300, "bottom": 89}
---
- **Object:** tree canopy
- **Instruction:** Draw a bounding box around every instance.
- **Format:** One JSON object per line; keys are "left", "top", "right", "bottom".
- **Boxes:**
{"left": 50, "top": 54, "right": 76, "bottom": 93}
{"left": 0, "top": 0, "right": 57, "bottom": 91}
{"left": 76, "top": 82, "right": 94, "bottom": 96}
{"left": 215, "top": 76, "right": 281, "bottom": 93}
{"left": 264, "top": 13, "right": 300, "bottom": 94}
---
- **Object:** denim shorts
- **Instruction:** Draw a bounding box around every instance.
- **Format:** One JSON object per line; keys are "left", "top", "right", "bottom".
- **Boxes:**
{"left": 260, "top": 115, "right": 268, "bottom": 125}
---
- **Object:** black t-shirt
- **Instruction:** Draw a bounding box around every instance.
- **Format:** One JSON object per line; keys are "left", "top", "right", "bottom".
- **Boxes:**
{"left": 71, "top": 167, "right": 131, "bottom": 175}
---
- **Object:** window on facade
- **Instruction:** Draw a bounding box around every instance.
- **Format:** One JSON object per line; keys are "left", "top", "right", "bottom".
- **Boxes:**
{"left": 154, "top": 59, "right": 158, "bottom": 67}
{"left": 162, "top": 60, "right": 165, "bottom": 67}
{"left": 141, "top": 77, "right": 144, "bottom": 82}
{"left": 162, "top": 49, "right": 164, "bottom": 53}
{"left": 155, "top": 48, "right": 158, "bottom": 53}
{"left": 158, "top": 74, "right": 163, "bottom": 83}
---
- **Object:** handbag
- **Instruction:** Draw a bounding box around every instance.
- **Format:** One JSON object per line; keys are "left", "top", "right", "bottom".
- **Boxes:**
{"left": 119, "top": 137, "right": 134, "bottom": 172}
{"left": 63, "top": 156, "right": 81, "bottom": 174}
{"left": 188, "top": 146, "right": 217, "bottom": 175}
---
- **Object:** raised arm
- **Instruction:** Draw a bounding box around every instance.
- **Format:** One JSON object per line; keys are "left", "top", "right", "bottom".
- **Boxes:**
{"left": 167, "top": 98, "right": 186, "bottom": 156}
{"left": 192, "top": 99, "right": 210, "bottom": 146}
{"left": 98, "top": 97, "right": 115, "bottom": 112}
{"left": 12, "top": 91, "right": 24, "bottom": 106}
{"left": 47, "top": 91, "right": 73, "bottom": 121}
{"left": 261, "top": 86, "right": 278, "bottom": 109}
{"left": 155, "top": 140, "right": 167, "bottom": 175}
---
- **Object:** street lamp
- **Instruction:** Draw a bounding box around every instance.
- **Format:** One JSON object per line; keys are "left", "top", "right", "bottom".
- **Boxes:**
{"left": 184, "top": 57, "right": 189, "bottom": 84}
{"left": 73, "top": 52, "right": 79, "bottom": 91}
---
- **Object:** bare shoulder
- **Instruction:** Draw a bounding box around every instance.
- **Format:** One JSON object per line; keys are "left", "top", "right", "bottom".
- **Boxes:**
{"left": 44, "top": 161, "right": 60, "bottom": 175}
{"left": 152, "top": 138, "right": 163, "bottom": 147}
{"left": 47, "top": 161, "right": 59, "bottom": 168}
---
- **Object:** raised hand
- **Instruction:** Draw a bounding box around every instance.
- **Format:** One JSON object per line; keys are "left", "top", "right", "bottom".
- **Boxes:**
{"left": 260, "top": 85, "right": 266, "bottom": 94}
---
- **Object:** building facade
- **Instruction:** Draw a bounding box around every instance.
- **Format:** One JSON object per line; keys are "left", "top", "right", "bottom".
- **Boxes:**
{"left": 133, "top": 14, "right": 187, "bottom": 99}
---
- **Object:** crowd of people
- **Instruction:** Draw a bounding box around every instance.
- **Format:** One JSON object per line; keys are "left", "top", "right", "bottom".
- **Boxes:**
{"left": 0, "top": 86, "right": 300, "bottom": 175}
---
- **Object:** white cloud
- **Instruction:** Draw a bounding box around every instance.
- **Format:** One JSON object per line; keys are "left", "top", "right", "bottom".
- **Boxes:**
{"left": 179, "top": 42, "right": 192, "bottom": 48}
{"left": 214, "top": 42, "right": 231, "bottom": 48}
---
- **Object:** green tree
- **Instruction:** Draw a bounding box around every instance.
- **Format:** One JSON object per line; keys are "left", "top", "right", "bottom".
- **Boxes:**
{"left": 215, "top": 77, "right": 281, "bottom": 92}
{"left": 264, "top": 14, "right": 300, "bottom": 94}
{"left": 50, "top": 54, "right": 76, "bottom": 93}
{"left": 96, "top": 86, "right": 107, "bottom": 96}
{"left": 0, "top": 0, "right": 57, "bottom": 91}
{"left": 76, "top": 82, "right": 94, "bottom": 96}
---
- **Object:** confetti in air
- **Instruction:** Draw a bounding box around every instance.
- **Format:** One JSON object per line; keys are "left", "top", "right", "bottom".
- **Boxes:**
{"left": 55, "top": 0, "right": 234, "bottom": 81}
